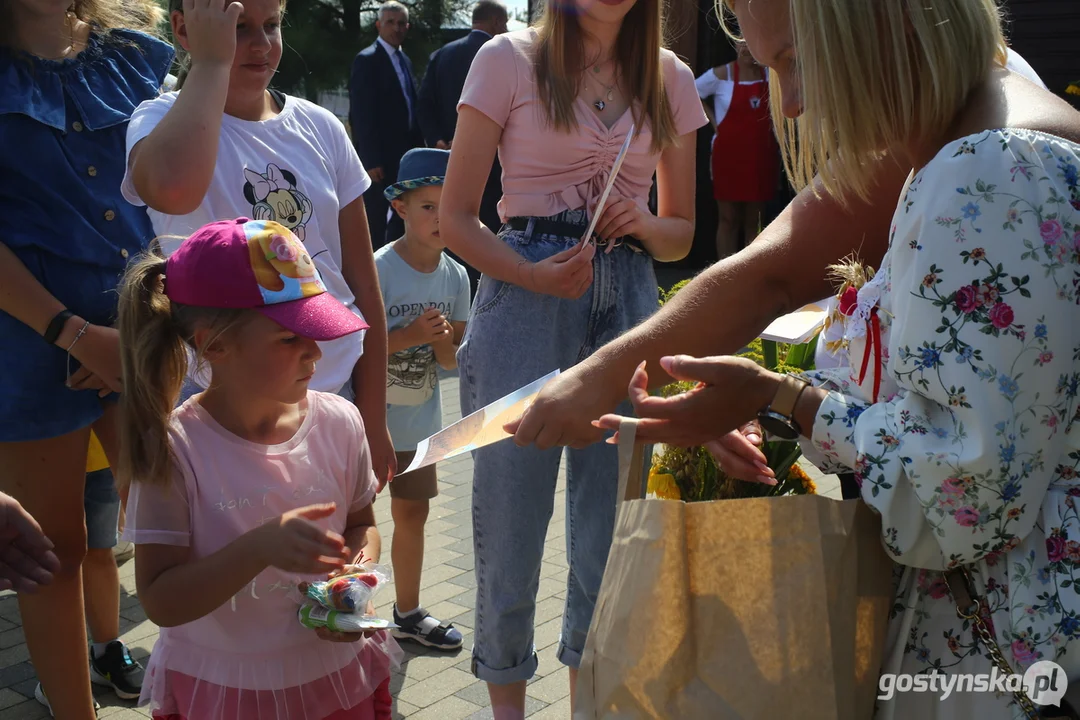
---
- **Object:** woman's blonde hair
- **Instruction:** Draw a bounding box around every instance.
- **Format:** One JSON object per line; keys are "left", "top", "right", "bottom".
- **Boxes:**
{"left": 117, "top": 252, "right": 250, "bottom": 487}
{"left": 0, "top": 0, "right": 164, "bottom": 48}
{"left": 534, "top": 0, "right": 677, "bottom": 153}
{"left": 721, "top": 0, "right": 1007, "bottom": 202}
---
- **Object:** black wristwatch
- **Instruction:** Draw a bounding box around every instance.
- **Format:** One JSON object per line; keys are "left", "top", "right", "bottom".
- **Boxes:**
{"left": 757, "top": 375, "right": 809, "bottom": 441}
{"left": 42, "top": 309, "right": 74, "bottom": 346}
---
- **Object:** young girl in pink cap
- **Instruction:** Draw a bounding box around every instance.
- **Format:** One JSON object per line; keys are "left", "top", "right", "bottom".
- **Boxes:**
{"left": 116, "top": 218, "right": 402, "bottom": 720}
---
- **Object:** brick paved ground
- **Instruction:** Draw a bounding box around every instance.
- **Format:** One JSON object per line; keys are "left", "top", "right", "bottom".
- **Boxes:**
{"left": 0, "top": 375, "right": 838, "bottom": 719}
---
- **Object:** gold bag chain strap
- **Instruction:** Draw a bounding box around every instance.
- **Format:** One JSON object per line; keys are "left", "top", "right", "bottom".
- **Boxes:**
{"left": 944, "top": 567, "right": 1041, "bottom": 719}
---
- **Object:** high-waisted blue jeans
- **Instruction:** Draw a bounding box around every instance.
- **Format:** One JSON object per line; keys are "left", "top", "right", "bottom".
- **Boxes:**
{"left": 457, "top": 210, "right": 659, "bottom": 683}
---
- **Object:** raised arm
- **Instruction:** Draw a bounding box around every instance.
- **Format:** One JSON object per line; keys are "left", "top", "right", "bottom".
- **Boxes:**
{"left": 509, "top": 156, "right": 911, "bottom": 449}
{"left": 127, "top": 1, "right": 240, "bottom": 214}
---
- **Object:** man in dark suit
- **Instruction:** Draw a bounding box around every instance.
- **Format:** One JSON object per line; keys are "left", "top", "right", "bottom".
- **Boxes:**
{"left": 349, "top": 0, "right": 424, "bottom": 248}
{"left": 417, "top": 0, "right": 508, "bottom": 294}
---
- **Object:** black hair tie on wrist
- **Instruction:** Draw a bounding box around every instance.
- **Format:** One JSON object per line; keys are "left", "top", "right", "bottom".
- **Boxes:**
{"left": 43, "top": 309, "right": 74, "bottom": 346}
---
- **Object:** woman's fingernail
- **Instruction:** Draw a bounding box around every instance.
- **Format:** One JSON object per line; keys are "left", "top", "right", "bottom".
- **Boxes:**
{"left": 659, "top": 356, "right": 674, "bottom": 372}
{"left": 758, "top": 475, "right": 778, "bottom": 485}
{"left": 590, "top": 419, "right": 602, "bottom": 427}
{"left": 746, "top": 433, "right": 761, "bottom": 444}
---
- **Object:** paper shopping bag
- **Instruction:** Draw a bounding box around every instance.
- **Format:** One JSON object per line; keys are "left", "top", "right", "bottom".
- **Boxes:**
{"left": 575, "top": 420, "right": 894, "bottom": 720}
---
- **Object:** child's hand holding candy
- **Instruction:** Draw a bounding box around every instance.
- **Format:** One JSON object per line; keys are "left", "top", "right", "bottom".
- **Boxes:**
{"left": 300, "top": 559, "right": 391, "bottom": 640}
{"left": 314, "top": 600, "right": 380, "bottom": 642}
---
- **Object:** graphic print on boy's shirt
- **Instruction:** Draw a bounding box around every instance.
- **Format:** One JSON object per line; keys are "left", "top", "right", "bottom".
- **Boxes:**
{"left": 386, "top": 298, "right": 456, "bottom": 407}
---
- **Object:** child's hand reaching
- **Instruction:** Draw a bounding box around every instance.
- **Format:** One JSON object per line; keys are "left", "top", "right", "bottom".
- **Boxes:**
{"left": 255, "top": 503, "right": 349, "bottom": 574}
{"left": 181, "top": 0, "right": 244, "bottom": 69}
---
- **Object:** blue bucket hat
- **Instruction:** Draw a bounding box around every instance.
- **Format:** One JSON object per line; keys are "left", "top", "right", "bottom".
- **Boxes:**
{"left": 383, "top": 148, "right": 450, "bottom": 202}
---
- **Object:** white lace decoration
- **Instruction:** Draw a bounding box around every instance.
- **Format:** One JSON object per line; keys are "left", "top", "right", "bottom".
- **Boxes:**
{"left": 845, "top": 255, "right": 890, "bottom": 340}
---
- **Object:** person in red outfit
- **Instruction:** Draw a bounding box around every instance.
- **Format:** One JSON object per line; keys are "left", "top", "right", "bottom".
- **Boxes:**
{"left": 696, "top": 41, "right": 780, "bottom": 259}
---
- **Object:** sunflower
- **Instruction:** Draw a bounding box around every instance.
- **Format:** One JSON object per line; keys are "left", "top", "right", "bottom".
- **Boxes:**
{"left": 647, "top": 468, "right": 682, "bottom": 500}
{"left": 787, "top": 462, "right": 817, "bottom": 494}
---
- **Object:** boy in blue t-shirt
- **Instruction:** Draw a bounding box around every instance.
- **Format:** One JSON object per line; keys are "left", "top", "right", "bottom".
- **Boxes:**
{"left": 376, "top": 148, "right": 470, "bottom": 650}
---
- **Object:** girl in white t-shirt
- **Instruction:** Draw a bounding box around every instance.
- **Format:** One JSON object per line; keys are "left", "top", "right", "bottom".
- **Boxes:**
{"left": 122, "top": 0, "right": 397, "bottom": 487}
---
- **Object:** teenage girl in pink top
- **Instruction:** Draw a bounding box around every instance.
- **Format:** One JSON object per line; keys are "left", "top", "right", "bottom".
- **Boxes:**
{"left": 116, "top": 218, "right": 401, "bottom": 720}
{"left": 440, "top": 0, "right": 707, "bottom": 714}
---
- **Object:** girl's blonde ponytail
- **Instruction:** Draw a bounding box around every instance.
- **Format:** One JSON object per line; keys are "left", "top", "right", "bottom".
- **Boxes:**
{"left": 117, "top": 254, "right": 189, "bottom": 487}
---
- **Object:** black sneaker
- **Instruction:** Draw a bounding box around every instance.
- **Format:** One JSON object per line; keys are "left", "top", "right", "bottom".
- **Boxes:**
{"left": 89, "top": 640, "right": 144, "bottom": 700}
{"left": 391, "top": 605, "right": 464, "bottom": 651}
{"left": 34, "top": 683, "right": 100, "bottom": 716}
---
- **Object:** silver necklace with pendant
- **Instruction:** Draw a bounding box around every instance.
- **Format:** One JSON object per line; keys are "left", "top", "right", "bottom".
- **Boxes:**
{"left": 588, "top": 64, "right": 616, "bottom": 112}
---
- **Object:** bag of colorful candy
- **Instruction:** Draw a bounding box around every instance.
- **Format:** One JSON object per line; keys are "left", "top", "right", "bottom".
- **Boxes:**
{"left": 301, "top": 563, "right": 392, "bottom": 613}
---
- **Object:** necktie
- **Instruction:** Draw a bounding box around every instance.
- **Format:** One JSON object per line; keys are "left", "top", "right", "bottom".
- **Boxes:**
{"left": 394, "top": 49, "right": 416, "bottom": 126}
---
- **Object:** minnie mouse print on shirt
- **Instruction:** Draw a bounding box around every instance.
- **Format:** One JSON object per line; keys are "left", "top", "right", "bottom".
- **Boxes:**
{"left": 243, "top": 163, "right": 313, "bottom": 242}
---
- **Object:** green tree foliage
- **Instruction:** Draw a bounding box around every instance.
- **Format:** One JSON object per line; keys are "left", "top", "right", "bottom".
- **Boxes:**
{"left": 156, "top": 0, "right": 473, "bottom": 99}
{"left": 277, "top": 0, "right": 474, "bottom": 97}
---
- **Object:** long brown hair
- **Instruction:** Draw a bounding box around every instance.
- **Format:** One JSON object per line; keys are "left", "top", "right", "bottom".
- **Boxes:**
{"left": 534, "top": 0, "right": 677, "bottom": 153}
{"left": 117, "top": 252, "right": 249, "bottom": 486}
{"left": 0, "top": 1, "right": 164, "bottom": 48}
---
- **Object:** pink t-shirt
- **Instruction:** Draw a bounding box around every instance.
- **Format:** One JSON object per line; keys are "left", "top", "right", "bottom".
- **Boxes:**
{"left": 459, "top": 28, "right": 709, "bottom": 221}
{"left": 124, "top": 392, "right": 401, "bottom": 720}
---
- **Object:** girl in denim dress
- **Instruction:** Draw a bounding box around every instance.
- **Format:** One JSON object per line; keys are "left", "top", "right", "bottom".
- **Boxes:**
{"left": 439, "top": 0, "right": 707, "bottom": 714}
{"left": 0, "top": 2, "right": 172, "bottom": 717}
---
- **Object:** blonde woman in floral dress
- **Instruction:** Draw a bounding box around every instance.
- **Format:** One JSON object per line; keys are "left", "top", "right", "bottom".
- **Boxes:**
{"left": 593, "top": 0, "right": 1080, "bottom": 717}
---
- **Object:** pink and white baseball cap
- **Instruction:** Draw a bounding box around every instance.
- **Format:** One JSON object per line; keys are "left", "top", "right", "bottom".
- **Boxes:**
{"left": 164, "top": 218, "right": 369, "bottom": 341}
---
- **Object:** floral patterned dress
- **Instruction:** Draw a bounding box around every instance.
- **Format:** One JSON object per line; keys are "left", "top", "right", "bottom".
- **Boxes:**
{"left": 802, "top": 129, "right": 1080, "bottom": 719}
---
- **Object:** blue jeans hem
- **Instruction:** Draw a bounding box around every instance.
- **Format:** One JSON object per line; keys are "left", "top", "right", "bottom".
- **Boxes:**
{"left": 471, "top": 650, "right": 539, "bottom": 684}
{"left": 556, "top": 641, "right": 583, "bottom": 669}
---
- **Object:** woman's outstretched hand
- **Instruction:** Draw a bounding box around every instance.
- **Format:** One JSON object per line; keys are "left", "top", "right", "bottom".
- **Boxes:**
{"left": 594, "top": 356, "right": 779, "bottom": 457}
{"left": 505, "top": 363, "right": 611, "bottom": 449}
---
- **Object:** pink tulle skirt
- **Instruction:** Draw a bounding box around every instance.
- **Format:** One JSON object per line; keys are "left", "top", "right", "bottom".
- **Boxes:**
{"left": 140, "top": 631, "right": 402, "bottom": 720}
{"left": 152, "top": 677, "right": 392, "bottom": 720}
